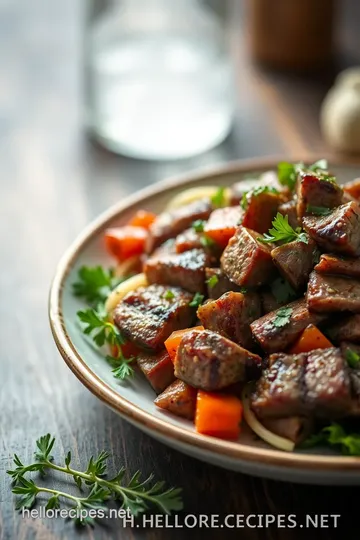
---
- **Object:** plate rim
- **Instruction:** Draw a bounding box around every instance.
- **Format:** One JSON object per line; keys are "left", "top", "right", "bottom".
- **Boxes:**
{"left": 49, "top": 156, "right": 360, "bottom": 473}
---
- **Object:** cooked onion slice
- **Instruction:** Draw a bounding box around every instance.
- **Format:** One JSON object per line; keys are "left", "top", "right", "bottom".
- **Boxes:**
{"left": 166, "top": 186, "right": 231, "bottom": 210}
{"left": 114, "top": 256, "right": 140, "bottom": 278}
{"left": 105, "top": 273, "right": 148, "bottom": 313}
{"left": 242, "top": 383, "right": 295, "bottom": 452}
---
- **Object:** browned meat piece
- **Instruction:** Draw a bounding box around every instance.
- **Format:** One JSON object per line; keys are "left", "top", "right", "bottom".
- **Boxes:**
{"left": 296, "top": 171, "right": 343, "bottom": 218}
{"left": 251, "top": 353, "right": 307, "bottom": 418}
{"left": 174, "top": 329, "right": 262, "bottom": 391}
{"left": 197, "top": 291, "right": 261, "bottom": 349}
{"left": 340, "top": 343, "right": 360, "bottom": 415}
{"left": 261, "top": 291, "right": 285, "bottom": 314}
{"left": 146, "top": 199, "right": 212, "bottom": 253}
{"left": 250, "top": 298, "right": 326, "bottom": 353}
{"left": 229, "top": 171, "right": 289, "bottom": 205}
{"left": 315, "top": 253, "right": 360, "bottom": 278}
{"left": 154, "top": 379, "right": 197, "bottom": 420}
{"left": 175, "top": 228, "right": 202, "bottom": 253}
{"left": 278, "top": 199, "right": 300, "bottom": 229}
{"left": 306, "top": 271, "right": 360, "bottom": 313}
{"left": 205, "top": 268, "right": 241, "bottom": 299}
{"left": 144, "top": 248, "right": 210, "bottom": 294}
{"left": 221, "top": 227, "right": 275, "bottom": 287}
{"left": 114, "top": 285, "right": 194, "bottom": 351}
{"left": 271, "top": 239, "right": 319, "bottom": 290}
{"left": 302, "top": 201, "right": 360, "bottom": 256}
{"left": 261, "top": 417, "right": 314, "bottom": 444}
{"left": 343, "top": 178, "right": 360, "bottom": 200}
{"left": 305, "top": 348, "right": 351, "bottom": 416}
{"left": 137, "top": 350, "right": 175, "bottom": 394}
{"left": 242, "top": 191, "right": 284, "bottom": 234}
{"left": 327, "top": 314, "right": 360, "bottom": 344}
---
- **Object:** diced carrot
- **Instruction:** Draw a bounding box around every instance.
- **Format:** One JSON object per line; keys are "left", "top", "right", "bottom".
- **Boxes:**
{"left": 165, "top": 326, "right": 204, "bottom": 363}
{"left": 242, "top": 191, "right": 282, "bottom": 234}
{"left": 204, "top": 207, "right": 243, "bottom": 248}
{"left": 110, "top": 341, "right": 141, "bottom": 359}
{"left": 128, "top": 210, "right": 156, "bottom": 229}
{"left": 289, "top": 324, "right": 333, "bottom": 354}
{"left": 195, "top": 390, "right": 243, "bottom": 440}
{"left": 105, "top": 226, "right": 148, "bottom": 261}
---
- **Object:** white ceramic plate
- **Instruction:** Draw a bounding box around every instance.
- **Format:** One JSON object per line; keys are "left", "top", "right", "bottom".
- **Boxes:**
{"left": 49, "top": 157, "right": 360, "bottom": 485}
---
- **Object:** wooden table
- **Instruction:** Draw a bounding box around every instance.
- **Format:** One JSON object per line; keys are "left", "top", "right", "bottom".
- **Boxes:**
{"left": 1, "top": 1, "right": 360, "bottom": 539}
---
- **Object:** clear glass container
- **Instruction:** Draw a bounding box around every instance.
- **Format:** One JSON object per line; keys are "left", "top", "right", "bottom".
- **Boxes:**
{"left": 85, "top": 0, "right": 235, "bottom": 160}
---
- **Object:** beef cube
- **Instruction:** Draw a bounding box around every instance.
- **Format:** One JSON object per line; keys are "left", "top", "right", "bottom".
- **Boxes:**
{"left": 261, "top": 417, "right": 314, "bottom": 444}
{"left": 261, "top": 291, "right": 283, "bottom": 314}
{"left": 343, "top": 178, "right": 360, "bottom": 200}
{"left": 327, "top": 314, "right": 360, "bottom": 344}
{"left": 251, "top": 353, "right": 307, "bottom": 418}
{"left": 174, "top": 329, "right": 262, "bottom": 391}
{"left": 221, "top": 227, "right": 275, "bottom": 287}
{"left": 302, "top": 201, "right": 360, "bottom": 256}
{"left": 144, "top": 248, "right": 210, "bottom": 294}
{"left": 306, "top": 271, "right": 360, "bottom": 313}
{"left": 175, "top": 228, "right": 202, "bottom": 253}
{"left": 278, "top": 199, "right": 300, "bottom": 229}
{"left": 242, "top": 191, "right": 284, "bottom": 234}
{"left": 197, "top": 291, "right": 261, "bottom": 349}
{"left": 271, "top": 239, "right": 319, "bottom": 290}
{"left": 204, "top": 206, "right": 243, "bottom": 247}
{"left": 315, "top": 253, "right": 360, "bottom": 278}
{"left": 250, "top": 298, "right": 326, "bottom": 353}
{"left": 154, "top": 379, "right": 197, "bottom": 420}
{"left": 340, "top": 342, "right": 360, "bottom": 415}
{"left": 205, "top": 268, "right": 241, "bottom": 299}
{"left": 305, "top": 348, "right": 351, "bottom": 416}
{"left": 137, "top": 350, "right": 175, "bottom": 394}
{"left": 146, "top": 199, "right": 212, "bottom": 253}
{"left": 296, "top": 171, "right": 343, "bottom": 218}
{"left": 114, "top": 285, "right": 194, "bottom": 351}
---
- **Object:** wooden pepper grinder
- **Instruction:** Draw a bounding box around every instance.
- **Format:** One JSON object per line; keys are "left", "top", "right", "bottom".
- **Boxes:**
{"left": 247, "top": 0, "right": 335, "bottom": 71}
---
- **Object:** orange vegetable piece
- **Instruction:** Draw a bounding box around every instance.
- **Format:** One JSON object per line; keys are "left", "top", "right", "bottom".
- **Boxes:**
{"left": 105, "top": 226, "right": 148, "bottom": 261}
{"left": 289, "top": 324, "right": 332, "bottom": 354}
{"left": 204, "top": 207, "right": 243, "bottom": 248}
{"left": 195, "top": 390, "right": 243, "bottom": 440}
{"left": 110, "top": 341, "right": 141, "bottom": 359}
{"left": 165, "top": 326, "right": 204, "bottom": 362}
{"left": 128, "top": 210, "right": 156, "bottom": 229}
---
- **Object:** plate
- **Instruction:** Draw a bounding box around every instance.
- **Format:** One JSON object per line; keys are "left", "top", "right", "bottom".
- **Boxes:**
{"left": 49, "top": 157, "right": 360, "bottom": 485}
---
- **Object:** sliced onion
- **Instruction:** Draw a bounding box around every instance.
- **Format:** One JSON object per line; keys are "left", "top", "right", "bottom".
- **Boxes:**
{"left": 114, "top": 256, "right": 140, "bottom": 278}
{"left": 166, "top": 186, "right": 231, "bottom": 211}
{"left": 105, "top": 273, "right": 148, "bottom": 313}
{"left": 242, "top": 383, "right": 295, "bottom": 452}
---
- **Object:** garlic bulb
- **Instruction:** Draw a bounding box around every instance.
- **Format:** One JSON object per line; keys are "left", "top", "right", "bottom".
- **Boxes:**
{"left": 321, "top": 67, "right": 360, "bottom": 154}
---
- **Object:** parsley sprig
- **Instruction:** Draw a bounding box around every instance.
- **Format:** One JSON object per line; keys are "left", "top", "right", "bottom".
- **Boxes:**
{"left": 260, "top": 213, "right": 308, "bottom": 245}
{"left": 7, "top": 434, "right": 183, "bottom": 526}
{"left": 211, "top": 187, "right": 226, "bottom": 208}
{"left": 277, "top": 159, "right": 330, "bottom": 191}
{"left": 72, "top": 266, "right": 125, "bottom": 307}
{"left": 302, "top": 423, "right": 360, "bottom": 456}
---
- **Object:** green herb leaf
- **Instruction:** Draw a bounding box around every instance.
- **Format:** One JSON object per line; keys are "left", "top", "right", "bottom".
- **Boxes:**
{"left": 110, "top": 357, "right": 135, "bottom": 380}
{"left": 345, "top": 348, "right": 360, "bottom": 369}
{"left": 35, "top": 434, "right": 55, "bottom": 462}
{"left": 306, "top": 205, "right": 333, "bottom": 216}
{"left": 72, "top": 266, "right": 125, "bottom": 306}
{"left": 189, "top": 293, "right": 204, "bottom": 308}
{"left": 261, "top": 213, "right": 308, "bottom": 245}
{"left": 211, "top": 187, "right": 226, "bottom": 208}
{"left": 277, "top": 162, "right": 298, "bottom": 191}
{"left": 77, "top": 308, "right": 125, "bottom": 348}
{"left": 270, "top": 278, "right": 297, "bottom": 304}
{"left": 192, "top": 219, "right": 205, "bottom": 233}
{"left": 302, "top": 423, "right": 360, "bottom": 456}
{"left": 273, "top": 306, "right": 293, "bottom": 328}
{"left": 163, "top": 290, "right": 175, "bottom": 301}
{"left": 308, "top": 159, "right": 328, "bottom": 172}
{"left": 200, "top": 235, "right": 215, "bottom": 248}
{"left": 206, "top": 275, "right": 219, "bottom": 288}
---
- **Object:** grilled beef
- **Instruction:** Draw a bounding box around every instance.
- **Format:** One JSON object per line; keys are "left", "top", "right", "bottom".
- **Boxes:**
{"left": 114, "top": 285, "right": 194, "bottom": 351}
{"left": 340, "top": 343, "right": 360, "bottom": 415}
{"left": 302, "top": 201, "right": 360, "bottom": 256}
{"left": 250, "top": 298, "right": 326, "bottom": 353}
{"left": 197, "top": 291, "right": 261, "bottom": 349}
{"left": 306, "top": 271, "right": 360, "bottom": 313}
{"left": 296, "top": 171, "right": 343, "bottom": 218}
{"left": 326, "top": 314, "right": 360, "bottom": 344}
{"left": 221, "top": 227, "right": 275, "bottom": 287}
{"left": 154, "top": 379, "right": 197, "bottom": 420}
{"left": 144, "top": 248, "right": 210, "bottom": 294}
{"left": 175, "top": 228, "right": 202, "bottom": 253}
{"left": 205, "top": 268, "right": 241, "bottom": 299}
{"left": 242, "top": 191, "right": 284, "bottom": 234}
{"left": 174, "top": 329, "right": 262, "bottom": 391}
{"left": 260, "top": 291, "right": 284, "bottom": 314}
{"left": 343, "top": 178, "right": 360, "bottom": 200}
{"left": 278, "top": 199, "right": 300, "bottom": 229}
{"left": 315, "top": 253, "right": 360, "bottom": 278}
{"left": 146, "top": 199, "right": 212, "bottom": 253}
{"left": 271, "top": 239, "right": 319, "bottom": 290}
{"left": 137, "top": 350, "right": 175, "bottom": 394}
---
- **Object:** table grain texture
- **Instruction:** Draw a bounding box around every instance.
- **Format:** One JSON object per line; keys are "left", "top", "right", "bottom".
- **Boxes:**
{"left": 1, "top": 1, "right": 360, "bottom": 539}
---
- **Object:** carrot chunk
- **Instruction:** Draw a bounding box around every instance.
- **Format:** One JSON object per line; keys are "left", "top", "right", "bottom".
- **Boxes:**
{"left": 128, "top": 210, "right": 156, "bottom": 229}
{"left": 165, "top": 326, "right": 204, "bottom": 362}
{"left": 204, "top": 207, "right": 243, "bottom": 248}
{"left": 289, "top": 324, "right": 333, "bottom": 354}
{"left": 105, "top": 226, "right": 148, "bottom": 261}
{"left": 195, "top": 390, "right": 243, "bottom": 440}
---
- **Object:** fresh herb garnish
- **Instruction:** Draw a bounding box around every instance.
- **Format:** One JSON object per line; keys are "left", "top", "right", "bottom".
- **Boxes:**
{"left": 270, "top": 278, "right": 297, "bottom": 304}
{"left": 72, "top": 266, "right": 124, "bottom": 306}
{"left": 308, "top": 159, "right": 328, "bottom": 172}
{"left": 211, "top": 187, "right": 226, "bottom": 208}
{"left": 302, "top": 423, "right": 360, "bottom": 456}
{"left": 200, "top": 235, "right": 215, "bottom": 248}
{"left": 7, "top": 434, "right": 183, "bottom": 525}
{"left": 240, "top": 186, "right": 279, "bottom": 210}
{"left": 277, "top": 159, "right": 329, "bottom": 191}
{"left": 163, "top": 290, "right": 175, "bottom": 301}
{"left": 189, "top": 292, "right": 205, "bottom": 308}
{"left": 306, "top": 205, "right": 333, "bottom": 216}
{"left": 206, "top": 275, "right": 219, "bottom": 288}
{"left": 260, "top": 213, "right": 308, "bottom": 245}
{"left": 192, "top": 219, "right": 205, "bottom": 233}
{"left": 345, "top": 348, "right": 360, "bottom": 369}
{"left": 273, "top": 306, "right": 293, "bottom": 328}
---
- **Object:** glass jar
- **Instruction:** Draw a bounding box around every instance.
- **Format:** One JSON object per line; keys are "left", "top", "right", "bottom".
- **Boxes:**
{"left": 85, "top": 0, "right": 235, "bottom": 160}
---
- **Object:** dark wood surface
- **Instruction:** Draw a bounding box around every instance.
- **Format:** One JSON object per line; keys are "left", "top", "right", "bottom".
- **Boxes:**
{"left": 1, "top": 1, "right": 360, "bottom": 539}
